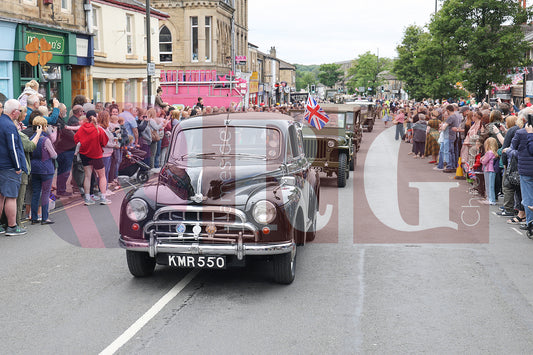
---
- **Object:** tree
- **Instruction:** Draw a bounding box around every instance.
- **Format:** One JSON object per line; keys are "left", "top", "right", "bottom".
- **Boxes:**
{"left": 430, "top": 0, "right": 531, "bottom": 100}
{"left": 317, "top": 63, "right": 343, "bottom": 88}
{"left": 296, "top": 71, "right": 316, "bottom": 91}
{"left": 394, "top": 25, "right": 463, "bottom": 101}
{"left": 346, "top": 52, "right": 392, "bottom": 95}
{"left": 295, "top": 64, "right": 319, "bottom": 91}
{"left": 394, "top": 26, "right": 429, "bottom": 100}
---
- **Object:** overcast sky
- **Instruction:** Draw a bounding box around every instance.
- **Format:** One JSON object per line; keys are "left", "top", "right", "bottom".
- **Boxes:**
{"left": 248, "top": 0, "right": 438, "bottom": 65}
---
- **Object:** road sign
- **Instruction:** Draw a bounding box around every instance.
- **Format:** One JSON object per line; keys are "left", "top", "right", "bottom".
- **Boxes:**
{"left": 147, "top": 63, "right": 155, "bottom": 76}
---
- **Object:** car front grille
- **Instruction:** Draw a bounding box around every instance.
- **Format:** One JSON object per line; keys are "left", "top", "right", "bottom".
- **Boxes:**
{"left": 143, "top": 206, "right": 259, "bottom": 244}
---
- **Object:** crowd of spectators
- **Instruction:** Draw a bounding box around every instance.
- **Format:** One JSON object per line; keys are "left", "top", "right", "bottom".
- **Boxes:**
{"left": 9, "top": 84, "right": 533, "bottom": 240}
{"left": 384, "top": 97, "right": 533, "bottom": 238}
{"left": 0, "top": 83, "right": 307, "bottom": 236}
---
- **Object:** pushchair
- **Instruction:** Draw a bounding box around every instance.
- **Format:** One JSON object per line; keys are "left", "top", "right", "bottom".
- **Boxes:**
{"left": 118, "top": 147, "right": 151, "bottom": 183}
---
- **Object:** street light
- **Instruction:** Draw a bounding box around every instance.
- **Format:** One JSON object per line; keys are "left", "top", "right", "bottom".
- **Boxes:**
{"left": 146, "top": 0, "right": 152, "bottom": 107}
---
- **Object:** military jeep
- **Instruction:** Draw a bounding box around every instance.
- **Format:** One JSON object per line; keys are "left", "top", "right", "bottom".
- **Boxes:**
{"left": 289, "top": 104, "right": 362, "bottom": 188}
{"left": 345, "top": 100, "right": 381, "bottom": 132}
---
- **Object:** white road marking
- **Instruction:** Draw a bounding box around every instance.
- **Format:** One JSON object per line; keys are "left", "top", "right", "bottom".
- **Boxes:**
{"left": 511, "top": 227, "right": 523, "bottom": 236}
{"left": 99, "top": 269, "right": 200, "bottom": 355}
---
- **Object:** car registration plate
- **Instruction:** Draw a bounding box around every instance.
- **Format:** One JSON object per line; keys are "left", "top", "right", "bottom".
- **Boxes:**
{"left": 165, "top": 255, "right": 226, "bottom": 269}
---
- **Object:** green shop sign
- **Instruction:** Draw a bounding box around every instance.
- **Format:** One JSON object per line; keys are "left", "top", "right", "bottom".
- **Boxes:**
{"left": 24, "top": 31, "right": 65, "bottom": 55}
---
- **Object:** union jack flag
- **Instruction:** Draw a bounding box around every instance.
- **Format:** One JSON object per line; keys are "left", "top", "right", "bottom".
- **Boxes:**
{"left": 304, "top": 96, "right": 329, "bottom": 129}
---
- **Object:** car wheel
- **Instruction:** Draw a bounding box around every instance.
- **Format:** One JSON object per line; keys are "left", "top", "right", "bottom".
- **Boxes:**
{"left": 367, "top": 122, "right": 373, "bottom": 132}
{"left": 137, "top": 171, "right": 149, "bottom": 183}
{"left": 273, "top": 245, "right": 296, "bottom": 284}
{"left": 337, "top": 153, "right": 347, "bottom": 187}
{"left": 126, "top": 250, "right": 156, "bottom": 277}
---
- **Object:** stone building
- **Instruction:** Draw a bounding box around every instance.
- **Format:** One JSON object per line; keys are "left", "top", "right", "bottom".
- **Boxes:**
{"left": 0, "top": 0, "right": 92, "bottom": 106}
{"left": 152, "top": 0, "right": 247, "bottom": 74}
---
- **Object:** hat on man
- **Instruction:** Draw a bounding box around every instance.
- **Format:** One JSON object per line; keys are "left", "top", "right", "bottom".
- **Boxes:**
{"left": 82, "top": 102, "right": 95, "bottom": 113}
{"left": 86, "top": 110, "right": 97, "bottom": 119}
{"left": 72, "top": 104, "right": 83, "bottom": 113}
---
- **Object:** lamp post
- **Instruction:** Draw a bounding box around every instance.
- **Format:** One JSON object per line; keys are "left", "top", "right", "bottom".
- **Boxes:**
{"left": 146, "top": 0, "right": 152, "bottom": 107}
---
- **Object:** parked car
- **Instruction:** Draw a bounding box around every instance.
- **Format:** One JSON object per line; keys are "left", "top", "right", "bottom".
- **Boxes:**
{"left": 289, "top": 103, "right": 362, "bottom": 187}
{"left": 119, "top": 113, "right": 320, "bottom": 284}
{"left": 345, "top": 100, "right": 381, "bottom": 132}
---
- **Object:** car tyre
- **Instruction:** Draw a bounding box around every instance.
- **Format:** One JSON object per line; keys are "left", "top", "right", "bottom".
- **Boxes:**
{"left": 337, "top": 152, "right": 347, "bottom": 187}
{"left": 126, "top": 250, "right": 156, "bottom": 277}
{"left": 137, "top": 171, "right": 149, "bottom": 183}
{"left": 273, "top": 246, "right": 296, "bottom": 284}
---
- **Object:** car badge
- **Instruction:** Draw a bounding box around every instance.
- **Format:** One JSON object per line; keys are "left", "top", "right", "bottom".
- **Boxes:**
{"left": 206, "top": 224, "right": 217, "bottom": 237}
{"left": 176, "top": 223, "right": 186, "bottom": 235}
{"left": 192, "top": 223, "right": 202, "bottom": 239}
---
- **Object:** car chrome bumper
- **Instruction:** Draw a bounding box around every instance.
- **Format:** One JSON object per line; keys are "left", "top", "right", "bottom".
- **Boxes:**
{"left": 119, "top": 235, "right": 295, "bottom": 260}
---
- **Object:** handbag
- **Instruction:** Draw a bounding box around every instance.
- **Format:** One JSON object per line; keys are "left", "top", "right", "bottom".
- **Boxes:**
{"left": 506, "top": 156, "right": 520, "bottom": 186}
{"left": 150, "top": 128, "right": 161, "bottom": 142}
{"left": 438, "top": 131, "right": 444, "bottom": 144}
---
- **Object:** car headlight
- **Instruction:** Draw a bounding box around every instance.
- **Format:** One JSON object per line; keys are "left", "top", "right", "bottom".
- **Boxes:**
{"left": 328, "top": 140, "right": 335, "bottom": 148}
{"left": 253, "top": 200, "right": 277, "bottom": 224}
{"left": 126, "top": 198, "right": 149, "bottom": 221}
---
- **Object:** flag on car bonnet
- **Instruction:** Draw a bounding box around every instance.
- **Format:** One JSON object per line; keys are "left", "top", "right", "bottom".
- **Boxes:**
{"left": 304, "top": 95, "right": 329, "bottom": 129}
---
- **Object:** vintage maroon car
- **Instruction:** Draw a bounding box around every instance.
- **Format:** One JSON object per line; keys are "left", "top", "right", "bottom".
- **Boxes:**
{"left": 119, "top": 113, "right": 320, "bottom": 284}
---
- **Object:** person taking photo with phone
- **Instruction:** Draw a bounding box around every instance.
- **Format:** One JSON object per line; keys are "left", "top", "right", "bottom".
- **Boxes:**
{"left": 74, "top": 110, "right": 111, "bottom": 206}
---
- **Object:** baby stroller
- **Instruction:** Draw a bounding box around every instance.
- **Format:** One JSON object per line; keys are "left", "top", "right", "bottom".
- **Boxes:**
{"left": 118, "top": 147, "right": 151, "bottom": 183}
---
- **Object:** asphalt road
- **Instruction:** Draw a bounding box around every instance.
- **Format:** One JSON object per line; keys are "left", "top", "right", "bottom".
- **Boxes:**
{"left": 2, "top": 121, "right": 533, "bottom": 354}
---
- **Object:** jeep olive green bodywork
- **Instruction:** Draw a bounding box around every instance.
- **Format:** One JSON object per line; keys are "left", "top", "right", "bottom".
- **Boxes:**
{"left": 289, "top": 104, "right": 363, "bottom": 188}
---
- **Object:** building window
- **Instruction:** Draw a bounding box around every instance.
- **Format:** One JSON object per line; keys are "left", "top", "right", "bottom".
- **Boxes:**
{"left": 205, "top": 17, "right": 211, "bottom": 62}
{"left": 61, "top": 0, "right": 71, "bottom": 11}
{"left": 126, "top": 14, "right": 133, "bottom": 55}
{"left": 92, "top": 6, "right": 101, "bottom": 51}
{"left": 191, "top": 16, "right": 198, "bottom": 62}
{"left": 93, "top": 79, "right": 104, "bottom": 103}
{"left": 159, "top": 26, "right": 172, "bottom": 63}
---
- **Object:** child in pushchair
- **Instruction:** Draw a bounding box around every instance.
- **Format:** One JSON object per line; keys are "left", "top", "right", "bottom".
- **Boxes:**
{"left": 118, "top": 146, "right": 151, "bottom": 183}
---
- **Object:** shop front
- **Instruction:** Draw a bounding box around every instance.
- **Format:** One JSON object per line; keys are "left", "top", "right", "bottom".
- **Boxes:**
{"left": 13, "top": 24, "right": 93, "bottom": 108}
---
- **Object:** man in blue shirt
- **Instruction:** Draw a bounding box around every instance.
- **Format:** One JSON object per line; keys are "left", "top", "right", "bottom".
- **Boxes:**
{"left": 22, "top": 94, "right": 59, "bottom": 126}
{"left": 118, "top": 103, "right": 139, "bottom": 147}
{"left": 0, "top": 99, "right": 28, "bottom": 236}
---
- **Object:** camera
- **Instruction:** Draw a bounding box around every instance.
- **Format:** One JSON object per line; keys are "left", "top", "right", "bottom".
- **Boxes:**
{"left": 494, "top": 122, "right": 501, "bottom": 128}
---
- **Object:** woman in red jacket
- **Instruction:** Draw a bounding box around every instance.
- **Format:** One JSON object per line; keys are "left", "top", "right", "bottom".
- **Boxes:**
{"left": 74, "top": 110, "right": 111, "bottom": 205}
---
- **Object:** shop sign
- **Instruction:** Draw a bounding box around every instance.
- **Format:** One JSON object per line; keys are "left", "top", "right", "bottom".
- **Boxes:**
{"left": 526, "top": 80, "right": 533, "bottom": 97}
{"left": 250, "top": 71, "right": 259, "bottom": 80}
{"left": 25, "top": 31, "right": 65, "bottom": 55}
{"left": 249, "top": 81, "right": 259, "bottom": 93}
{"left": 235, "top": 55, "right": 247, "bottom": 65}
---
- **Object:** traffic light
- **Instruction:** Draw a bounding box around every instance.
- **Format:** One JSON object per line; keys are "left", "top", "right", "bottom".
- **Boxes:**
{"left": 311, "top": 84, "right": 315, "bottom": 93}
{"left": 381, "top": 86, "right": 384, "bottom": 92}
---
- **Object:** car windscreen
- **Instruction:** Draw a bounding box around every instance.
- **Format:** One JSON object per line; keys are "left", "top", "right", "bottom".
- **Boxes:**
{"left": 170, "top": 126, "right": 282, "bottom": 162}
